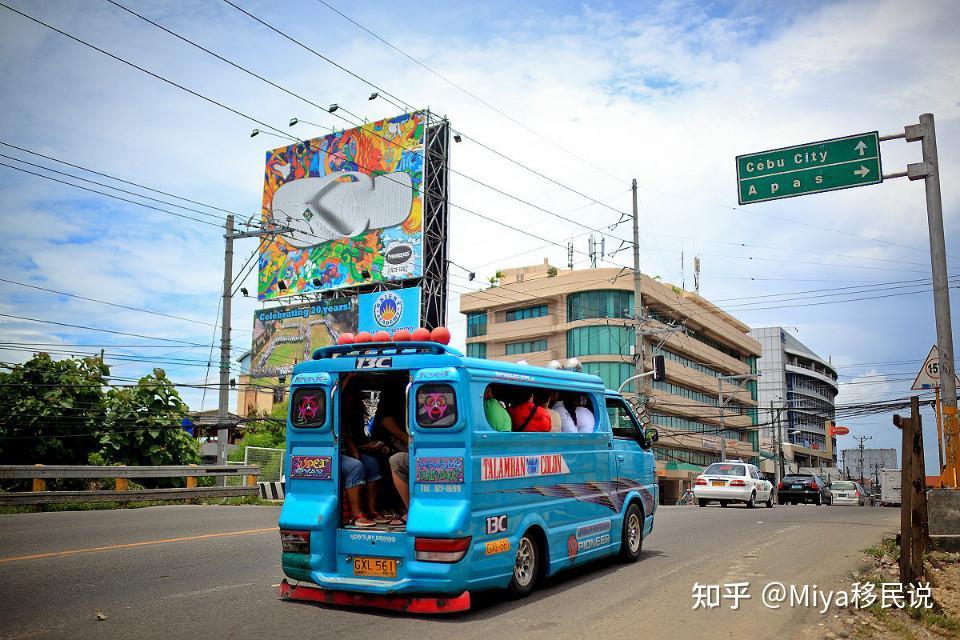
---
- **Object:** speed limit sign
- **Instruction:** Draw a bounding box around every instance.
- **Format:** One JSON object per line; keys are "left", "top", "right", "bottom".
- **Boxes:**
{"left": 912, "top": 345, "right": 960, "bottom": 390}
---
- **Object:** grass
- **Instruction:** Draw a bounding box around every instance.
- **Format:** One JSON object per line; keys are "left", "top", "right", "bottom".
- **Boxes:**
{"left": 908, "top": 606, "right": 960, "bottom": 633}
{"left": 864, "top": 538, "right": 900, "bottom": 560}
{"left": 0, "top": 495, "right": 274, "bottom": 515}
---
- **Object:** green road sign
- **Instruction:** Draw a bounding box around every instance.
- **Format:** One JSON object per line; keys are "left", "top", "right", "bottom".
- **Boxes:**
{"left": 736, "top": 132, "right": 882, "bottom": 205}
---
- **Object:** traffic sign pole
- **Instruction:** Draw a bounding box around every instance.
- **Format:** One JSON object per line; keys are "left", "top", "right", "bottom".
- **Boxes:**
{"left": 906, "top": 114, "right": 958, "bottom": 488}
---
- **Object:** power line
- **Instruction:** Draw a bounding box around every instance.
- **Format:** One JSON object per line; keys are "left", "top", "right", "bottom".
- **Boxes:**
{"left": 0, "top": 160, "right": 224, "bottom": 228}
{"left": 0, "top": 312, "right": 211, "bottom": 347}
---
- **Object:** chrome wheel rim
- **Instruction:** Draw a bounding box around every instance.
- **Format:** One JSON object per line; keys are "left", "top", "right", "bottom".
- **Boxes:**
{"left": 514, "top": 537, "right": 535, "bottom": 587}
{"left": 627, "top": 513, "right": 641, "bottom": 553}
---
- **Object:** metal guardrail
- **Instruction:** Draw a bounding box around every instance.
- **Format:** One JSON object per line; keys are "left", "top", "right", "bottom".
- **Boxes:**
{"left": 0, "top": 465, "right": 260, "bottom": 506}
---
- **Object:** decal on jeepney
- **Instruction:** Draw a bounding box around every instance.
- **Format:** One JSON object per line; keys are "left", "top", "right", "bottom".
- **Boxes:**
{"left": 502, "top": 479, "right": 652, "bottom": 513}
{"left": 415, "top": 457, "right": 464, "bottom": 483}
{"left": 290, "top": 455, "right": 333, "bottom": 480}
{"left": 480, "top": 454, "right": 569, "bottom": 481}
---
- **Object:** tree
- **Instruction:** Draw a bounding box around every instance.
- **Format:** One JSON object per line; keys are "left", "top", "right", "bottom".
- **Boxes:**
{"left": 96, "top": 368, "right": 199, "bottom": 468}
{"left": 0, "top": 353, "right": 109, "bottom": 466}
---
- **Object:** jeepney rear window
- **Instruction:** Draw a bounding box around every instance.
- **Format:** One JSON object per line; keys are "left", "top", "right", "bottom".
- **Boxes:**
{"left": 415, "top": 384, "right": 458, "bottom": 428}
{"left": 291, "top": 387, "right": 326, "bottom": 428}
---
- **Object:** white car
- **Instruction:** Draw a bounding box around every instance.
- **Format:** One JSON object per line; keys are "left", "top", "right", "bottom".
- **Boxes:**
{"left": 693, "top": 461, "right": 775, "bottom": 508}
{"left": 829, "top": 480, "right": 868, "bottom": 506}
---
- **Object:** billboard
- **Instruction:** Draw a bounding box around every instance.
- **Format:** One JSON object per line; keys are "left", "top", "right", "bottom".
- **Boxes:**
{"left": 258, "top": 112, "right": 426, "bottom": 301}
{"left": 251, "top": 298, "right": 358, "bottom": 379}
{"left": 358, "top": 287, "right": 421, "bottom": 334}
{"left": 251, "top": 286, "right": 422, "bottom": 379}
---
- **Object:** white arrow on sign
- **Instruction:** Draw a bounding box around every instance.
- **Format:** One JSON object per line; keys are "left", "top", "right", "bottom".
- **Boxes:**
{"left": 855, "top": 140, "right": 867, "bottom": 156}
{"left": 854, "top": 165, "right": 870, "bottom": 178}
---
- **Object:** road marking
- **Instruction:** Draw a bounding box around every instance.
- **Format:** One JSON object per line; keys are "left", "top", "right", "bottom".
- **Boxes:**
{"left": 0, "top": 527, "right": 276, "bottom": 565}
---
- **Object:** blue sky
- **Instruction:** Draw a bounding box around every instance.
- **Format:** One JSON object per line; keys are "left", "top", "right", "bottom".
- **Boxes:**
{"left": 0, "top": 0, "right": 958, "bottom": 472}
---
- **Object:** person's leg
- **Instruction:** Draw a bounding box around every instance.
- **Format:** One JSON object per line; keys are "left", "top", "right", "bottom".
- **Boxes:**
{"left": 390, "top": 453, "right": 410, "bottom": 510}
{"left": 359, "top": 454, "right": 382, "bottom": 515}
{"left": 341, "top": 455, "right": 371, "bottom": 524}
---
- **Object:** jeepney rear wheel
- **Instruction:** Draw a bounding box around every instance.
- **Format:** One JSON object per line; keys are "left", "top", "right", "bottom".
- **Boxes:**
{"left": 507, "top": 532, "right": 539, "bottom": 599}
{"left": 619, "top": 503, "right": 643, "bottom": 563}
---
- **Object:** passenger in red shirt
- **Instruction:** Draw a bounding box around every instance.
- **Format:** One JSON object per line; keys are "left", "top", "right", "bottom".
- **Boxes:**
{"left": 508, "top": 391, "right": 553, "bottom": 432}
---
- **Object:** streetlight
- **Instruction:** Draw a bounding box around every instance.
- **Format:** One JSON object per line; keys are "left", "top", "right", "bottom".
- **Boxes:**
{"left": 717, "top": 373, "right": 759, "bottom": 462}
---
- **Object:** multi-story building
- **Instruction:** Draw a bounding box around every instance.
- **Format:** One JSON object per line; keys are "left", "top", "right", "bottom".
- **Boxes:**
{"left": 749, "top": 327, "right": 839, "bottom": 473}
{"left": 460, "top": 260, "right": 763, "bottom": 503}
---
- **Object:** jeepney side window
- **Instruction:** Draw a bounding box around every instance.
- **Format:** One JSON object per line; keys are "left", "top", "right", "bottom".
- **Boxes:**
{"left": 290, "top": 387, "right": 326, "bottom": 428}
{"left": 415, "top": 384, "right": 458, "bottom": 428}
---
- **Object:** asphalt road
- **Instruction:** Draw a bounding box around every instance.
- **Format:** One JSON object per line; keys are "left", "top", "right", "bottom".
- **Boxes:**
{"left": 0, "top": 503, "right": 898, "bottom": 640}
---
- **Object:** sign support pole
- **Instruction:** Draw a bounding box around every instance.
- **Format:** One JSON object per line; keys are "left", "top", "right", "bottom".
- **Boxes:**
{"left": 935, "top": 385, "right": 945, "bottom": 474}
{"left": 906, "top": 113, "right": 958, "bottom": 487}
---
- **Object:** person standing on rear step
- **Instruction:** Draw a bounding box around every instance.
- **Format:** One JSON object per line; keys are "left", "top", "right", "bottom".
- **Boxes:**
{"left": 340, "top": 388, "right": 381, "bottom": 528}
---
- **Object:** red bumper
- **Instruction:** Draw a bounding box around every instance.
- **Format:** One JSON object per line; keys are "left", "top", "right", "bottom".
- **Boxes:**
{"left": 278, "top": 579, "right": 471, "bottom": 614}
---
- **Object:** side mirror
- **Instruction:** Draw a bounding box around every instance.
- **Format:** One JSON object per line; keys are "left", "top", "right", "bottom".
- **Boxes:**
{"left": 644, "top": 428, "right": 659, "bottom": 445}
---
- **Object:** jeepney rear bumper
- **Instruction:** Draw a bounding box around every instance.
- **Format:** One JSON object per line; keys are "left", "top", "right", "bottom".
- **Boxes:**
{"left": 278, "top": 579, "right": 471, "bottom": 614}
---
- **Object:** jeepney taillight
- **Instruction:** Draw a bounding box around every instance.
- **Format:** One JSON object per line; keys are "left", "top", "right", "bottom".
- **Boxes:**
{"left": 280, "top": 530, "right": 310, "bottom": 554}
{"left": 415, "top": 536, "right": 472, "bottom": 563}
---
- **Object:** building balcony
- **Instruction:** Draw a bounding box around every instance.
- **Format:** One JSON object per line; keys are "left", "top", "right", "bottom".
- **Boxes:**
{"left": 647, "top": 389, "right": 754, "bottom": 429}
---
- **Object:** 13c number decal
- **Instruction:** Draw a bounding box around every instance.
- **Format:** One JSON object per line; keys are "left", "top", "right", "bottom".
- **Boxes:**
{"left": 356, "top": 356, "right": 393, "bottom": 369}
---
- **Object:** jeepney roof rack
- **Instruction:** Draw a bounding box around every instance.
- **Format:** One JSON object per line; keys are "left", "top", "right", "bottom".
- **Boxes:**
{"left": 312, "top": 342, "right": 461, "bottom": 360}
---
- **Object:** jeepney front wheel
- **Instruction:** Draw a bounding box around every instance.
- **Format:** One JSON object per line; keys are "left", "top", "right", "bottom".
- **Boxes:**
{"left": 619, "top": 503, "right": 643, "bottom": 563}
{"left": 507, "top": 532, "right": 539, "bottom": 598}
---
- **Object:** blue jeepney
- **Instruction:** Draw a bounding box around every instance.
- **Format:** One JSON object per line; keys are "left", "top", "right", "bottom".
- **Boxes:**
{"left": 278, "top": 342, "right": 658, "bottom": 613}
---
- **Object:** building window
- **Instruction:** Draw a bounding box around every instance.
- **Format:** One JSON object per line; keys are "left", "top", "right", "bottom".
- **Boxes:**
{"left": 505, "top": 339, "right": 547, "bottom": 355}
{"left": 466, "top": 343, "right": 486, "bottom": 359}
{"left": 505, "top": 304, "right": 548, "bottom": 322}
{"left": 582, "top": 361, "right": 634, "bottom": 392}
{"left": 652, "top": 380, "right": 746, "bottom": 414}
{"left": 567, "top": 326, "right": 631, "bottom": 357}
{"left": 567, "top": 290, "right": 633, "bottom": 322}
{"left": 466, "top": 311, "right": 487, "bottom": 338}
{"left": 654, "top": 447, "right": 719, "bottom": 467}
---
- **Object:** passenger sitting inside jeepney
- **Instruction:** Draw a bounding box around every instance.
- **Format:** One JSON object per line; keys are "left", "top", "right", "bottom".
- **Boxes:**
{"left": 552, "top": 393, "right": 596, "bottom": 433}
{"left": 340, "top": 388, "right": 383, "bottom": 528}
{"left": 507, "top": 389, "right": 553, "bottom": 432}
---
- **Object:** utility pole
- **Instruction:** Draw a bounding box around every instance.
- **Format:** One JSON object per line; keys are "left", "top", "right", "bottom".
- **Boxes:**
{"left": 906, "top": 113, "right": 958, "bottom": 487}
{"left": 853, "top": 435, "right": 873, "bottom": 486}
{"left": 631, "top": 178, "right": 646, "bottom": 399}
{"left": 771, "top": 402, "right": 781, "bottom": 488}
{"left": 217, "top": 215, "right": 294, "bottom": 478}
{"left": 218, "top": 214, "right": 234, "bottom": 475}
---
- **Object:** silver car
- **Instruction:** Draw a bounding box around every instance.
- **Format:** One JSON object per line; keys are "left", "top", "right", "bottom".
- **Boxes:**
{"left": 829, "top": 480, "right": 868, "bottom": 506}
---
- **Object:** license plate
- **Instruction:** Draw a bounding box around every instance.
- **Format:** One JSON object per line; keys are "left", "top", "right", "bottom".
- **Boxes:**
{"left": 791, "top": 484, "right": 802, "bottom": 489}
{"left": 711, "top": 480, "right": 726, "bottom": 487}
{"left": 353, "top": 557, "right": 397, "bottom": 578}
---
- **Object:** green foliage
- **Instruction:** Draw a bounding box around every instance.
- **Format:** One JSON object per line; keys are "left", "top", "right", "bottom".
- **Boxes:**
{"left": 0, "top": 353, "right": 109, "bottom": 466}
{"left": 97, "top": 368, "right": 199, "bottom": 468}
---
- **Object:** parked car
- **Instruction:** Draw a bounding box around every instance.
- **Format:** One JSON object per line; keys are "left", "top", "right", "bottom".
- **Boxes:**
{"left": 693, "top": 461, "right": 774, "bottom": 508}
{"left": 829, "top": 480, "right": 868, "bottom": 506}
{"left": 777, "top": 473, "right": 832, "bottom": 505}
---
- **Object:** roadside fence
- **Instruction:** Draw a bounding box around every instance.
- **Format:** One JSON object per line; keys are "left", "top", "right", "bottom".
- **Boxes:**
{"left": 0, "top": 465, "right": 260, "bottom": 506}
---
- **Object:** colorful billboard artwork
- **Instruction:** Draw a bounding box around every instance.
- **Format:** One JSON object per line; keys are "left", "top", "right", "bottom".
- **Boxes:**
{"left": 251, "top": 297, "right": 358, "bottom": 379}
{"left": 259, "top": 112, "right": 426, "bottom": 300}
{"left": 357, "top": 287, "right": 421, "bottom": 334}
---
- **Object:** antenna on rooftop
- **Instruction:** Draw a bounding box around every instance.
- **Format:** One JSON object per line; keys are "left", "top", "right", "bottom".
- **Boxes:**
{"left": 693, "top": 256, "right": 701, "bottom": 294}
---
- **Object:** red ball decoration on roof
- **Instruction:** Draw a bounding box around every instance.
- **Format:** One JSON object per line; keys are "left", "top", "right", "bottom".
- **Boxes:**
{"left": 410, "top": 327, "right": 431, "bottom": 342}
{"left": 354, "top": 331, "right": 373, "bottom": 343}
{"left": 337, "top": 333, "right": 355, "bottom": 345}
{"left": 372, "top": 330, "right": 391, "bottom": 343}
{"left": 392, "top": 329, "right": 411, "bottom": 341}
{"left": 430, "top": 326, "right": 451, "bottom": 345}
